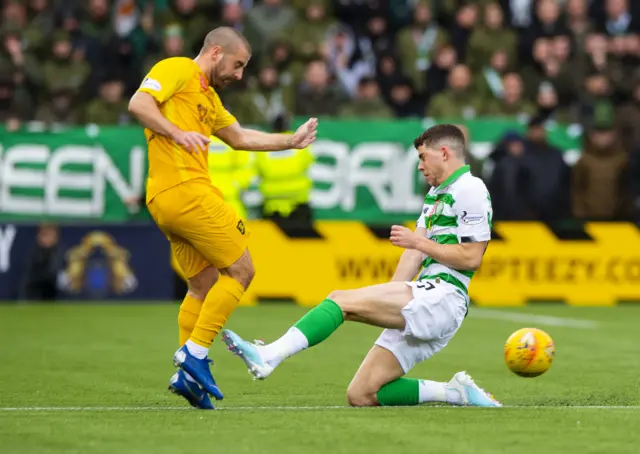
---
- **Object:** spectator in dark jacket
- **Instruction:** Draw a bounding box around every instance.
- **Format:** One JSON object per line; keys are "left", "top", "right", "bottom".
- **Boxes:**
{"left": 488, "top": 131, "right": 535, "bottom": 220}
{"left": 572, "top": 122, "right": 629, "bottom": 220}
{"left": 20, "top": 224, "right": 63, "bottom": 301}
{"left": 522, "top": 117, "right": 572, "bottom": 221}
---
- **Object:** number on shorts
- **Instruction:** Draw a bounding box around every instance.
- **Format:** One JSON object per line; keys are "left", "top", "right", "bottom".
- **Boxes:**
{"left": 416, "top": 281, "right": 435, "bottom": 291}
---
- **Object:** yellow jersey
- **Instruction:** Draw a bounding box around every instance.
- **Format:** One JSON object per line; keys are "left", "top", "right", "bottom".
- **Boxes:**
{"left": 137, "top": 57, "right": 237, "bottom": 203}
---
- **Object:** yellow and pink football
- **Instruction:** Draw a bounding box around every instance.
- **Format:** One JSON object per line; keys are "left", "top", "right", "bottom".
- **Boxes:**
{"left": 504, "top": 328, "right": 555, "bottom": 377}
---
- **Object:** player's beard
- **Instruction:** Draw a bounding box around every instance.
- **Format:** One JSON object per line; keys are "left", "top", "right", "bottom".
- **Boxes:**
{"left": 211, "top": 67, "right": 232, "bottom": 89}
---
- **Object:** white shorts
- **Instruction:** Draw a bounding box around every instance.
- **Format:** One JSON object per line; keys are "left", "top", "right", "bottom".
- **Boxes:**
{"left": 375, "top": 280, "right": 468, "bottom": 373}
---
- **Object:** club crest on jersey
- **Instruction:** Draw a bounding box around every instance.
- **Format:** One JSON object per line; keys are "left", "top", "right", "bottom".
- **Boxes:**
{"left": 199, "top": 75, "right": 208, "bottom": 91}
{"left": 197, "top": 104, "right": 208, "bottom": 123}
{"left": 426, "top": 201, "right": 444, "bottom": 229}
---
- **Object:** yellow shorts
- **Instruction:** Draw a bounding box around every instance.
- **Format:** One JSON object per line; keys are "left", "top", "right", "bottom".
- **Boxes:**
{"left": 148, "top": 179, "right": 250, "bottom": 278}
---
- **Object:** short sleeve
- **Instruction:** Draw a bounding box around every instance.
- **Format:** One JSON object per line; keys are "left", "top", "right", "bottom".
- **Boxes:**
{"left": 211, "top": 91, "right": 237, "bottom": 133}
{"left": 454, "top": 182, "right": 492, "bottom": 242}
{"left": 137, "top": 58, "right": 191, "bottom": 104}
{"left": 416, "top": 206, "right": 427, "bottom": 228}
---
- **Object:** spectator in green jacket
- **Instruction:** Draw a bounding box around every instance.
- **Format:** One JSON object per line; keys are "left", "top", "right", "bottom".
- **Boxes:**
{"left": 158, "top": 0, "right": 211, "bottom": 56}
{"left": 287, "top": 0, "right": 335, "bottom": 61}
{"left": 466, "top": 2, "right": 517, "bottom": 71}
{"left": 229, "top": 63, "right": 295, "bottom": 129}
{"left": 84, "top": 77, "right": 132, "bottom": 125}
{"left": 482, "top": 72, "right": 537, "bottom": 119}
{"left": 42, "top": 31, "right": 90, "bottom": 99}
{"left": 243, "top": 0, "right": 296, "bottom": 57}
{"left": 428, "top": 64, "right": 483, "bottom": 119}
{"left": 34, "top": 88, "right": 81, "bottom": 127}
{"left": 142, "top": 23, "right": 185, "bottom": 75}
{"left": 338, "top": 77, "right": 394, "bottom": 119}
{"left": 396, "top": 1, "right": 448, "bottom": 94}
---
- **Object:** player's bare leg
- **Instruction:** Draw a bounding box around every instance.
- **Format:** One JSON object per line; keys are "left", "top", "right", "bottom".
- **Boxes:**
{"left": 222, "top": 282, "right": 412, "bottom": 378}
{"left": 346, "top": 345, "right": 470, "bottom": 407}
{"left": 346, "top": 346, "right": 405, "bottom": 406}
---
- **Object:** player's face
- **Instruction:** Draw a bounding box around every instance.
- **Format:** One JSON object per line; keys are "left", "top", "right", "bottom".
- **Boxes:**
{"left": 211, "top": 46, "right": 250, "bottom": 88}
{"left": 417, "top": 145, "right": 445, "bottom": 186}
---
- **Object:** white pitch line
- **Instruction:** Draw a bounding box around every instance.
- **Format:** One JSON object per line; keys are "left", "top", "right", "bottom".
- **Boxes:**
{"left": 0, "top": 405, "right": 638, "bottom": 412}
{"left": 471, "top": 309, "right": 599, "bottom": 329}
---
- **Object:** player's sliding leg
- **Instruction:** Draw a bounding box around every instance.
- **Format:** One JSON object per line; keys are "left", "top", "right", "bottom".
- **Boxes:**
{"left": 223, "top": 279, "right": 501, "bottom": 407}
{"left": 174, "top": 250, "right": 254, "bottom": 399}
{"left": 222, "top": 282, "right": 412, "bottom": 379}
{"left": 347, "top": 345, "right": 500, "bottom": 408}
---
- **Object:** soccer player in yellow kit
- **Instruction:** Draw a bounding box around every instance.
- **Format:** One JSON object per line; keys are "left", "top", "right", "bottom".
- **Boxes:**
{"left": 128, "top": 27, "right": 317, "bottom": 409}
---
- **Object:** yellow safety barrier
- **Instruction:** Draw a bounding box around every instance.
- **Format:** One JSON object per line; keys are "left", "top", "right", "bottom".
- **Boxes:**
{"left": 168, "top": 221, "right": 640, "bottom": 306}
{"left": 240, "top": 221, "right": 640, "bottom": 306}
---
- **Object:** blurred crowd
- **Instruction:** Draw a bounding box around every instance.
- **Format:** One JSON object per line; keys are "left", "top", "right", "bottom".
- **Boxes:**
{"left": 1, "top": 0, "right": 640, "bottom": 221}
{"left": 1, "top": 0, "right": 639, "bottom": 127}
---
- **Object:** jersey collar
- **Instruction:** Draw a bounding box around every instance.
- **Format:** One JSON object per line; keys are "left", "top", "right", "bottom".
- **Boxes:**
{"left": 435, "top": 165, "right": 470, "bottom": 191}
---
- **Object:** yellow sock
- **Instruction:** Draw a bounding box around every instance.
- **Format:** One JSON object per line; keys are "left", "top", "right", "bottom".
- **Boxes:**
{"left": 190, "top": 275, "right": 245, "bottom": 348}
{"left": 178, "top": 294, "right": 204, "bottom": 345}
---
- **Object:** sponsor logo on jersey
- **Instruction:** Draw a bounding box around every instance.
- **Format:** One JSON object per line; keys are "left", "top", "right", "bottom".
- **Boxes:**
{"left": 460, "top": 211, "right": 485, "bottom": 225}
{"left": 236, "top": 220, "right": 246, "bottom": 235}
{"left": 140, "top": 77, "right": 161, "bottom": 91}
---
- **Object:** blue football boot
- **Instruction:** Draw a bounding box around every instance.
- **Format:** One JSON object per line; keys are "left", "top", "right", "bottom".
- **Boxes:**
{"left": 447, "top": 371, "right": 502, "bottom": 407}
{"left": 168, "top": 370, "right": 215, "bottom": 410}
{"left": 173, "top": 345, "right": 224, "bottom": 400}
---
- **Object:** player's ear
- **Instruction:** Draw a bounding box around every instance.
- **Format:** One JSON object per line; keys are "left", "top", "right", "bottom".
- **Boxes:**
{"left": 211, "top": 45, "right": 223, "bottom": 62}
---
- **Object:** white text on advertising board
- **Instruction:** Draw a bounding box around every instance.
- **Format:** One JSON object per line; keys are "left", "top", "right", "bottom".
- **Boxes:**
{"left": 0, "top": 145, "right": 145, "bottom": 218}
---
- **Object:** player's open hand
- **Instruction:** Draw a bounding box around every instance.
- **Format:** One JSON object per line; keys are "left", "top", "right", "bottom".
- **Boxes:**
{"left": 390, "top": 225, "right": 420, "bottom": 249}
{"left": 290, "top": 118, "right": 318, "bottom": 149}
{"left": 172, "top": 130, "right": 210, "bottom": 153}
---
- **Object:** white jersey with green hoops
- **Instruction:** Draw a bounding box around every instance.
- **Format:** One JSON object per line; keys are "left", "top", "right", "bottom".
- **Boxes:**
{"left": 416, "top": 165, "right": 493, "bottom": 297}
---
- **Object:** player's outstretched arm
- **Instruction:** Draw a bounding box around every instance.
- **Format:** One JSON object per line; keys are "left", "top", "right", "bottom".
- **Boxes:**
{"left": 390, "top": 225, "right": 487, "bottom": 271}
{"left": 128, "top": 92, "right": 210, "bottom": 153}
{"left": 215, "top": 118, "right": 318, "bottom": 151}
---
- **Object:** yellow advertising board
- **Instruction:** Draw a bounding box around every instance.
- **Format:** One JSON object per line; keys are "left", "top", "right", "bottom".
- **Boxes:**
{"left": 235, "top": 221, "right": 640, "bottom": 306}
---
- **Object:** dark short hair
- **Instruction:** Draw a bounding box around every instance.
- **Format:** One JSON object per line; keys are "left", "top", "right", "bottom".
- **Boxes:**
{"left": 413, "top": 124, "right": 466, "bottom": 156}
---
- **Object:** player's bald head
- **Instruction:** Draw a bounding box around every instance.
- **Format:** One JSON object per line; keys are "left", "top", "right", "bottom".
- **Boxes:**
{"left": 201, "top": 27, "right": 251, "bottom": 55}
{"left": 413, "top": 124, "right": 466, "bottom": 159}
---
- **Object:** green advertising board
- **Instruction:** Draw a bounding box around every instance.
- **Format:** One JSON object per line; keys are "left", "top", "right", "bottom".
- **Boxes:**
{"left": 0, "top": 119, "right": 581, "bottom": 224}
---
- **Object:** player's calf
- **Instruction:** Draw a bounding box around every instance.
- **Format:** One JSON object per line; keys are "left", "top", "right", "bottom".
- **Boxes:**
{"left": 346, "top": 383, "right": 379, "bottom": 407}
{"left": 187, "top": 265, "right": 219, "bottom": 300}
{"left": 222, "top": 249, "right": 255, "bottom": 290}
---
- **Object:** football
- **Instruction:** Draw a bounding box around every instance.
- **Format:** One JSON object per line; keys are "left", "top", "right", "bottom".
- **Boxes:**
{"left": 504, "top": 328, "right": 555, "bottom": 377}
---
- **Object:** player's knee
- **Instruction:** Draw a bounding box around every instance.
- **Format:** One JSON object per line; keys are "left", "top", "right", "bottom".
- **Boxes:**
{"left": 346, "top": 384, "right": 378, "bottom": 407}
{"left": 327, "top": 290, "right": 358, "bottom": 319}
{"left": 187, "top": 266, "right": 219, "bottom": 299}
{"left": 223, "top": 254, "right": 255, "bottom": 289}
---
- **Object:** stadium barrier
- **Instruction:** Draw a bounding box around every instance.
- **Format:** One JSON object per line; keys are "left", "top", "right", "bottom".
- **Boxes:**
{"left": 241, "top": 221, "right": 640, "bottom": 307}
{"left": 1, "top": 221, "right": 638, "bottom": 305}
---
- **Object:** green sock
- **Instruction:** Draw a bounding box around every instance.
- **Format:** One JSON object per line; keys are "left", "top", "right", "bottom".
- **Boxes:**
{"left": 293, "top": 298, "right": 344, "bottom": 347}
{"left": 376, "top": 378, "right": 420, "bottom": 406}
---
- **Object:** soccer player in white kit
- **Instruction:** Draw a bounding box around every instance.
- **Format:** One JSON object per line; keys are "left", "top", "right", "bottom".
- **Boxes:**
{"left": 222, "top": 124, "right": 501, "bottom": 407}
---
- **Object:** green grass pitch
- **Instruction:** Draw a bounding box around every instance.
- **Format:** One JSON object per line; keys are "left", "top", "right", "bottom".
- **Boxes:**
{"left": 1, "top": 303, "right": 639, "bottom": 453}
